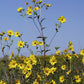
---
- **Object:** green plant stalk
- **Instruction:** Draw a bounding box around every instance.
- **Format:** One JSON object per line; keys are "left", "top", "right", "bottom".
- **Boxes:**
{"left": 70, "top": 59, "right": 73, "bottom": 84}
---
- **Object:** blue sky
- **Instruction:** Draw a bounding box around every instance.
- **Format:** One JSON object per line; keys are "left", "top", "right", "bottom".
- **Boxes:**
{"left": 0, "top": 0, "right": 84, "bottom": 56}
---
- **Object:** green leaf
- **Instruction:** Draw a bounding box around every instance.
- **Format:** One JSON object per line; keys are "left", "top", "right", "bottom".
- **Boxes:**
{"left": 55, "top": 46, "right": 60, "bottom": 50}
{"left": 28, "top": 16, "right": 33, "bottom": 19}
{"left": 45, "top": 49, "right": 51, "bottom": 52}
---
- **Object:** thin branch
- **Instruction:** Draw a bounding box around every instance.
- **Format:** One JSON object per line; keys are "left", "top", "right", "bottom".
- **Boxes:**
{"left": 33, "top": 19, "right": 42, "bottom": 35}
{"left": 23, "top": 16, "right": 39, "bottom": 36}
{"left": 49, "top": 32, "right": 57, "bottom": 47}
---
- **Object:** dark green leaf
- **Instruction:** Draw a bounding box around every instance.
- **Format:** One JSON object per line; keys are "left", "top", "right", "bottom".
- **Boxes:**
{"left": 55, "top": 46, "right": 60, "bottom": 50}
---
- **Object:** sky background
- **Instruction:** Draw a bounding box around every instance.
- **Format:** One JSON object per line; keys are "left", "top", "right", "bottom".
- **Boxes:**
{"left": 0, "top": 0, "right": 84, "bottom": 56}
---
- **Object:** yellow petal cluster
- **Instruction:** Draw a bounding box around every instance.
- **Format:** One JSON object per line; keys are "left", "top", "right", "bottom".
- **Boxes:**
{"left": 17, "top": 7, "right": 24, "bottom": 13}
{"left": 59, "top": 75, "right": 65, "bottom": 83}
{"left": 3, "top": 37, "right": 9, "bottom": 41}
{"left": 49, "top": 56, "right": 57, "bottom": 65}
{"left": 58, "top": 16, "right": 66, "bottom": 24}
{"left": 9, "top": 60, "right": 17, "bottom": 69}
{"left": 17, "top": 41, "right": 25, "bottom": 48}
{"left": 7, "top": 30, "right": 14, "bottom": 36}
{"left": 15, "top": 79, "right": 20, "bottom": 84}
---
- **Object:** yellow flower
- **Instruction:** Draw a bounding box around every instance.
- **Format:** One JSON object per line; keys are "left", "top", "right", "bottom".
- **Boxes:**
{"left": 74, "top": 75, "right": 81, "bottom": 83}
{"left": 50, "top": 80, "right": 56, "bottom": 84}
{"left": 29, "top": 54, "right": 37, "bottom": 65}
{"left": 64, "top": 49, "right": 68, "bottom": 53}
{"left": 38, "top": 41, "right": 43, "bottom": 46}
{"left": 44, "top": 67, "right": 50, "bottom": 76}
{"left": 74, "top": 54, "right": 79, "bottom": 58}
{"left": 32, "top": 0, "right": 36, "bottom": 2}
{"left": 26, "top": 9, "right": 33, "bottom": 16}
{"left": 28, "top": 5, "right": 33, "bottom": 9}
{"left": 7, "top": 30, "right": 14, "bottom": 36}
{"left": 58, "top": 16, "right": 66, "bottom": 24}
{"left": 32, "top": 40, "right": 38, "bottom": 46}
{"left": 25, "top": 63, "right": 32, "bottom": 70}
{"left": 59, "top": 75, "right": 65, "bottom": 83}
{"left": 70, "top": 47, "right": 74, "bottom": 51}
{"left": 80, "top": 49, "right": 84, "bottom": 56}
{"left": 37, "top": 75, "right": 41, "bottom": 81}
{"left": 15, "top": 31, "right": 20, "bottom": 37}
{"left": 56, "top": 50, "right": 61, "bottom": 55}
{"left": 18, "top": 63, "right": 25, "bottom": 69}
{"left": 24, "top": 57, "right": 30, "bottom": 64}
{"left": 20, "top": 56, "right": 25, "bottom": 60}
{"left": 9, "top": 60, "right": 17, "bottom": 69}
{"left": 46, "top": 4, "right": 51, "bottom": 7}
{"left": 50, "top": 67, "right": 57, "bottom": 74}
{"left": 61, "top": 65, "right": 66, "bottom": 70}
{"left": 66, "top": 69, "right": 71, "bottom": 75}
{"left": 33, "top": 7, "right": 39, "bottom": 11}
{"left": 36, "top": 0, "right": 42, "bottom": 4}
{"left": 29, "top": 54, "right": 36, "bottom": 60}
{"left": 25, "top": 71, "right": 32, "bottom": 78}
{"left": 33, "top": 79, "right": 39, "bottom": 84}
{"left": 0, "top": 80, "right": 6, "bottom": 84}
{"left": 82, "top": 56, "right": 84, "bottom": 64}
{"left": 67, "top": 53, "right": 72, "bottom": 60}
{"left": 69, "top": 41, "right": 72, "bottom": 45}
{"left": 15, "top": 79, "right": 20, "bottom": 84}
{"left": 25, "top": 2, "right": 28, "bottom": 5}
{"left": 17, "top": 41, "right": 25, "bottom": 48}
{"left": 17, "top": 7, "right": 24, "bottom": 13}
{"left": 31, "top": 59, "right": 37, "bottom": 65}
{"left": 68, "top": 44, "right": 73, "bottom": 48}
{"left": 10, "top": 51, "right": 14, "bottom": 59}
{"left": 22, "top": 68, "right": 27, "bottom": 74}
{"left": 49, "top": 56, "right": 57, "bottom": 65}
{"left": 3, "top": 37, "right": 9, "bottom": 41}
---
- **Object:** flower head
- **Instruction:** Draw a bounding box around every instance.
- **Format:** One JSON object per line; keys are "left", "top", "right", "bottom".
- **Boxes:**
{"left": 56, "top": 50, "right": 61, "bottom": 55}
{"left": 36, "top": 0, "right": 42, "bottom": 4}
{"left": 32, "top": 0, "right": 36, "bottom": 2}
{"left": 59, "top": 75, "right": 65, "bottom": 83}
{"left": 80, "top": 49, "right": 84, "bottom": 56}
{"left": 61, "top": 65, "right": 66, "bottom": 70}
{"left": 32, "top": 40, "right": 38, "bottom": 46}
{"left": 50, "top": 80, "right": 56, "bottom": 84}
{"left": 17, "top": 41, "right": 25, "bottom": 48}
{"left": 49, "top": 56, "right": 57, "bottom": 65}
{"left": 25, "top": 71, "right": 32, "bottom": 78}
{"left": 7, "top": 30, "right": 14, "bottom": 36}
{"left": 38, "top": 41, "right": 43, "bottom": 46}
{"left": 9, "top": 60, "right": 17, "bottom": 69}
{"left": 50, "top": 67, "right": 57, "bottom": 74}
{"left": 17, "top": 7, "right": 24, "bottom": 13}
{"left": 46, "top": 4, "right": 51, "bottom": 7}
{"left": 58, "top": 16, "right": 66, "bottom": 23}
{"left": 33, "top": 79, "right": 39, "bottom": 84}
{"left": 15, "top": 31, "right": 20, "bottom": 37}
{"left": 3, "top": 37, "right": 9, "bottom": 41}
{"left": 25, "top": 2, "right": 28, "bottom": 5}
{"left": 26, "top": 8, "right": 33, "bottom": 15}
{"left": 15, "top": 79, "right": 20, "bottom": 84}
{"left": 74, "top": 75, "right": 81, "bottom": 83}
{"left": 33, "top": 7, "right": 39, "bottom": 11}
{"left": 0, "top": 80, "right": 6, "bottom": 84}
{"left": 44, "top": 67, "right": 51, "bottom": 76}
